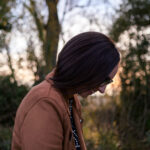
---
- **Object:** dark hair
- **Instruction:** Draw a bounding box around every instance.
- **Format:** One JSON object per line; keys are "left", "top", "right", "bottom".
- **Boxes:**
{"left": 51, "top": 31, "right": 120, "bottom": 92}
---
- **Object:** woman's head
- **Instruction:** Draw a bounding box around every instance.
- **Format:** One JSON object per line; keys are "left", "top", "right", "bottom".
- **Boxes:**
{"left": 78, "top": 63, "right": 119, "bottom": 97}
{"left": 51, "top": 31, "right": 120, "bottom": 97}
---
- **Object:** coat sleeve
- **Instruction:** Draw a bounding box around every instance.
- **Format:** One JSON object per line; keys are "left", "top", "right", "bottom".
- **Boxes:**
{"left": 21, "top": 99, "right": 64, "bottom": 150}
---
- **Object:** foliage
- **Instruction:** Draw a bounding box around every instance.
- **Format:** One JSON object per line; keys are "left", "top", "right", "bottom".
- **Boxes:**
{"left": 82, "top": 96, "right": 121, "bottom": 150}
{"left": 0, "top": 0, "right": 15, "bottom": 51}
{"left": 0, "top": 0, "right": 14, "bottom": 32}
{"left": 110, "top": 0, "right": 150, "bottom": 42}
{"left": 110, "top": 0, "right": 150, "bottom": 149}
{"left": 0, "top": 75, "right": 28, "bottom": 127}
{"left": 0, "top": 75, "right": 28, "bottom": 149}
{"left": 0, "top": 127, "right": 12, "bottom": 150}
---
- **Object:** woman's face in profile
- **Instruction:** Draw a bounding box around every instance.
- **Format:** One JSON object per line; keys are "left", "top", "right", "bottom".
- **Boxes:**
{"left": 78, "top": 63, "right": 119, "bottom": 98}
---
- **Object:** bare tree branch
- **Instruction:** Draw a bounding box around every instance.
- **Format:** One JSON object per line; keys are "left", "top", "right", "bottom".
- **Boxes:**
{"left": 23, "top": 0, "right": 45, "bottom": 43}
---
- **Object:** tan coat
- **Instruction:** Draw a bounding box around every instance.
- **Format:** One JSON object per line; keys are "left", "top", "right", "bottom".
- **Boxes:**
{"left": 11, "top": 69, "right": 87, "bottom": 150}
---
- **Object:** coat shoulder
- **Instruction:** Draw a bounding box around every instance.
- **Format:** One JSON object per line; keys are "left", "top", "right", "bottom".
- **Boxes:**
{"left": 14, "top": 79, "right": 67, "bottom": 134}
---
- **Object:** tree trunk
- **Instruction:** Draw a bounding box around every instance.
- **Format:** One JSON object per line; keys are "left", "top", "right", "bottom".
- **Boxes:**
{"left": 26, "top": 0, "right": 60, "bottom": 81}
{"left": 44, "top": 0, "right": 60, "bottom": 74}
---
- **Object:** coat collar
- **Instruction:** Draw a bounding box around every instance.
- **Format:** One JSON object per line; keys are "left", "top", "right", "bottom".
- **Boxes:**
{"left": 45, "top": 68, "right": 87, "bottom": 150}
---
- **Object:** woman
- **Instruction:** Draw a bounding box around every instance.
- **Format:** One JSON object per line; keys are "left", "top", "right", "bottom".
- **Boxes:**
{"left": 11, "top": 31, "right": 120, "bottom": 150}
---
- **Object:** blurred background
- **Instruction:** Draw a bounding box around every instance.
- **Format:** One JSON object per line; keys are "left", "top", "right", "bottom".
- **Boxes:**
{"left": 0, "top": 0, "right": 150, "bottom": 149}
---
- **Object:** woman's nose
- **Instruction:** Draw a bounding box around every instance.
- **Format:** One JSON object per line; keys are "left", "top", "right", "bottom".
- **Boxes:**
{"left": 98, "top": 85, "right": 107, "bottom": 93}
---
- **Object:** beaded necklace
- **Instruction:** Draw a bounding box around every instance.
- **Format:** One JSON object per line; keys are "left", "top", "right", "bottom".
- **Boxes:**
{"left": 69, "top": 98, "right": 81, "bottom": 150}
